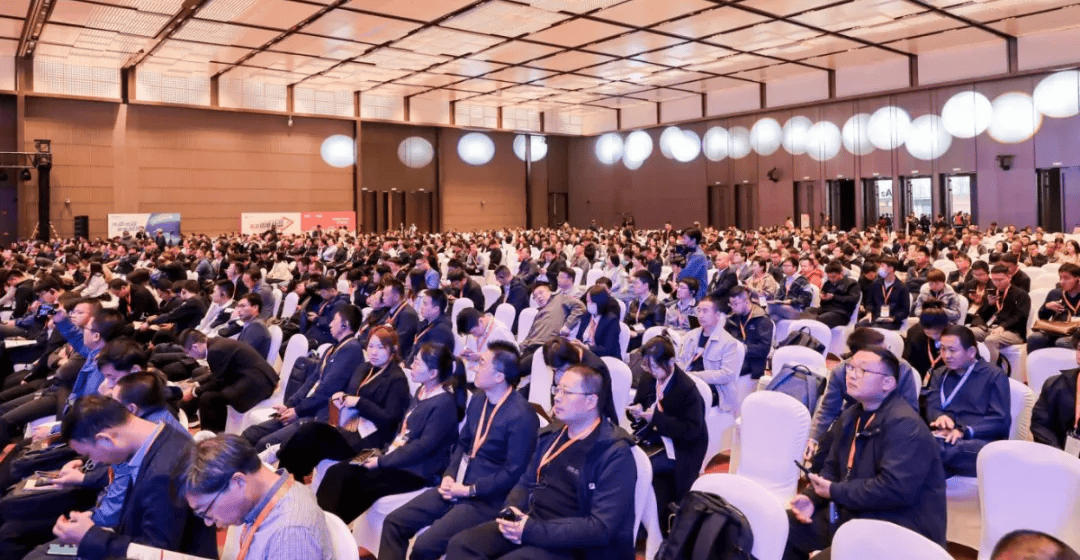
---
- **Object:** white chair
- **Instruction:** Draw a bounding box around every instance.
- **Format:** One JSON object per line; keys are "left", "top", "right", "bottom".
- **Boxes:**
{"left": 732, "top": 391, "right": 811, "bottom": 500}
{"left": 771, "top": 345, "right": 827, "bottom": 376}
{"left": 1026, "top": 347, "right": 1078, "bottom": 396}
{"left": 870, "top": 327, "right": 904, "bottom": 360}
{"left": 224, "top": 333, "right": 307, "bottom": 434}
{"left": 618, "top": 322, "right": 631, "bottom": 361}
{"left": 186, "top": 270, "right": 199, "bottom": 281}
{"left": 933, "top": 259, "right": 958, "bottom": 274}
{"left": 1031, "top": 274, "right": 1060, "bottom": 291}
{"left": 494, "top": 303, "right": 516, "bottom": 331}
{"left": 271, "top": 288, "right": 283, "bottom": 319}
{"left": 776, "top": 319, "right": 831, "bottom": 355}
{"left": 957, "top": 294, "right": 969, "bottom": 323}
{"left": 602, "top": 357, "right": 634, "bottom": 432}
{"left": 660, "top": 265, "right": 673, "bottom": 283}
{"left": 616, "top": 299, "right": 626, "bottom": 321}
{"left": 1028, "top": 288, "right": 1053, "bottom": 333}
{"left": 832, "top": 519, "right": 951, "bottom": 560}
{"left": 1042, "top": 262, "right": 1062, "bottom": 275}
{"left": 946, "top": 378, "right": 1037, "bottom": 549}
{"left": 690, "top": 474, "right": 789, "bottom": 560}
{"left": 977, "top": 342, "right": 991, "bottom": 362}
{"left": 572, "top": 266, "right": 583, "bottom": 286}
{"left": 265, "top": 324, "right": 283, "bottom": 365}
{"left": 351, "top": 489, "right": 430, "bottom": 558}
{"left": 586, "top": 268, "right": 604, "bottom": 286}
{"left": 828, "top": 295, "right": 862, "bottom": 357}
{"left": 631, "top": 446, "right": 664, "bottom": 560}
{"left": 450, "top": 298, "right": 473, "bottom": 334}
{"left": 528, "top": 350, "right": 553, "bottom": 411}
{"left": 1022, "top": 267, "right": 1047, "bottom": 282}
{"left": 325, "top": 511, "right": 361, "bottom": 560}
{"left": 808, "top": 283, "right": 821, "bottom": 307}
{"left": 515, "top": 307, "right": 538, "bottom": 344}
{"left": 976, "top": 441, "right": 1080, "bottom": 560}
{"left": 280, "top": 291, "right": 299, "bottom": 319}
{"left": 481, "top": 285, "right": 501, "bottom": 311}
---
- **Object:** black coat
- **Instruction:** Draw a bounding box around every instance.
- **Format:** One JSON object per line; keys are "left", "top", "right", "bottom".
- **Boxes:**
{"left": 201, "top": 337, "right": 278, "bottom": 412}
{"left": 342, "top": 361, "right": 411, "bottom": 451}
{"left": 150, "top": 297, "right": 206, "bottom": 333}
{"left": 457, "top": 279, "right": 486, "bottom": 312}
{"left": 630, "top": 367, "right": 707, "bottom": 501}
{"left": 707, "top": 268, "right": 738, "bottom": 311}
{"left": 974, "top": 285, "right": 1030, "bottom": 340}
{"left": 817, "top": 391, "right": 947, "bottom": 545}
{"left": 1031, "top": 367, "right": 1079, "bottom": 449}
{"left": 575, "top": 312, "right": 622, "bottom": 359}
{"left": 625, "top": 295, "right": 665, "bottom": 331}
{"left": 78, "top": 425, "right": 217, "bottom": 559}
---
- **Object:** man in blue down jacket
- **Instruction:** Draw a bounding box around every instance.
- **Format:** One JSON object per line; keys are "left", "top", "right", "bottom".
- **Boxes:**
{"left": 784, "top": 346, "right": 946, "bottom": 560}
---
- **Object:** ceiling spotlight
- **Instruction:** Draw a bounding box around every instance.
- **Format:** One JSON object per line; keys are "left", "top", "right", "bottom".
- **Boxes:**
{"left": 20, "top": 169, "right": 32, "bottom": 181}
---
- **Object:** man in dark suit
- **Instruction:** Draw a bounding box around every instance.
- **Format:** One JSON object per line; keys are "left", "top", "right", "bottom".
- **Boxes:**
{"left": 801, "top": 262, "right": 861, "bottom": 328}
{"left": 707, "top": 251, "right": 739, "bottom": 311}
{"left": 625, "top": 270, "right": 664, "bottom": 350}
{"left": 23, "top": 395, "right": 216, "bottom": 560}
{"left": 448, "top": 270, "right": 485, "bottom": 312}
{"left": 486, "top": 239, "right": 503, "bottom": 271}
{"left": 108, "top": 278, "right": 159, "bottom": 322}
{"left": 948, "top": 253, "right": 974, "bottom": 292}
{"left": 1001, "top": 253, "right": 1031, "bottom": 292}
{"left": 181, "top": 331, "right": 277, "bottom": 433}
{"left": 216, "top": 293, "right": 271, "bottom": 358}
{"left": 515, "top": 247, "right": 539, "bottom": 286}
{"left": 487, "top": 266, "right": 529, "bottom": 331}
{"left": 242, "top": 305, "right": 365, "bottom": 451}
{"left": 377, "top": 278, "right": 420, "bottom": 359}
{"left": 300, "top": 277, "right": 349, "bottom": 348}
{"left": 241, "top": 268, "right": 275, "bottom": 320}
{"left": 406, "top": 289, "right": 457, "bottom": 365}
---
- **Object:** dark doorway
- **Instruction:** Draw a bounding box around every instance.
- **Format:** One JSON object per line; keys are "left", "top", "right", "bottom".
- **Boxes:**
{"left": 405, "top": 191, "right": 436, "bottom": 233}
{"left": 1037, "top": 168, "right": 1065, "bottom": 233}
{"left": 862, "top": 177, "right": 894, "bottom": 230}
{"left": 548, "top": 192, "right": 568, "bottom": 228}
{"left": 793, "top": 181, "right": 815, "bottom": 229}
{"left": 361, "top": 190, "right": 377, "bottom": 233}
{"left": 941, "top": 173, "right": 977, "bottom": 228}
{"left": 827, "top": 179, "right": 856, "bottom": 230}
{"left": 735, "top": 183, "right": 753, "bottom": 230}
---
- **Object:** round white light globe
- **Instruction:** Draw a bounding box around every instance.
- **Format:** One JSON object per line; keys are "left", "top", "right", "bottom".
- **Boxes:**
{"left": 988, "top": 92, "right": 1042, "bottom": 144}
{"left": 1033, "top": 70, "right": 1080, "bottom": 119}
{"left": 842, "top": 113, "right": 874, "bottom": 156}
{"left": 623, "top": 152, "right": 645, "bottom": 170}
{"left": 750, "top": 117, "right": 783, "bottom": 156}
{"left": 805, "top": 121, "right": 841, "bottom": 162}
{"left": 703, "top": 127, "right": 729, "bottom": 161}
{"left": 659, "top": 127, "right": 682, "bottom": 159}
{"left": 397, "top": 137, "right": 433, "bottom": 168}
{"left": 905, "top": 114, "right": 952, "bottom": 161}
{"left": 457, "top": 132, "right": 495, "bottom": 165}
{"left": 623, "top": 130, "right": 653, "bottom": 168}
{"left": 729, "top": 126, "right": 751, "bottom": 159}
{"left": 782, "top": 116, "right": 813, "bottom": 155}
{"left": 512, "top": 135, "right": 548, "bottom": 162}
{"left": 941, "top": 91, "right": 993, "bottom": 139}
{"left": 868, "top": 106, "right": 911, "bottom": 150}
{"left": 595, "top": 133, "right": 624, "bottom": 165}
{"left": 671, "top": 129, "right": 701, "bottom": 163}
{"left": 320, "top": 134, "right": 356, "bottom": 168}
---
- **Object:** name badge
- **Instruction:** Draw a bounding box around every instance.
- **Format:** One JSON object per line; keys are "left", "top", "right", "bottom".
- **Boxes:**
{"left": 456, "top": 456, "right": 470, "bottom": 484}
{"left": 662, "top": 436, "right": 676, "bottom": 461}
{"left": 879, "top": 307, "right": 890, "bottom": 319}
{"left": 1066, "top": 433, "right": 1080, "bottom": 459}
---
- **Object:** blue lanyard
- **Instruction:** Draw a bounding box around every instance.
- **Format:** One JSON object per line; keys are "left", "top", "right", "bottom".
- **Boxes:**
{"left": 941, "top": 363, "right": 976, "bottom": 409}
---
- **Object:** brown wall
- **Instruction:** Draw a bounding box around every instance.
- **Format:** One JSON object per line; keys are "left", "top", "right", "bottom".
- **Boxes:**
{"left": 439, "top": 129, "right": 527, "bottom": 232}
{"left": 567, "top": 72, "right": 1075, "bottom": 232}
{"left": 21, "top": 97, "right": 355, "bottom": 238}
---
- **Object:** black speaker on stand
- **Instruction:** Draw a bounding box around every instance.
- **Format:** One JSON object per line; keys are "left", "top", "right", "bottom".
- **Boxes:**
{"left": 74, "top": 215, "right": 89, "bottom": 240}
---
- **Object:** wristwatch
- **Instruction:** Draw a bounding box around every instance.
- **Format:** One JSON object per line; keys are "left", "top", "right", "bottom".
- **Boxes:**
{"left": 468, "top": 485, "right": 477, "bottom": 498}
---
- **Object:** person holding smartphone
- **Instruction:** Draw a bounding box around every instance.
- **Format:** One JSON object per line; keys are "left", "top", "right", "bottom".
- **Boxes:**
{"left": 784, "top": 346, "right": 946, "bottom": 560}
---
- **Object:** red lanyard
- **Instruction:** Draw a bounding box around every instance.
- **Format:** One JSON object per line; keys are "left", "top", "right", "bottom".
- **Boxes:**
{"left": 237, "top": 479, "right": 294, "bottom": 560}
{"left": 537, "top": 419, "right": 600, "bottom": 480}
{"left": 471, "top": 389, "right": 511, "bottom": 458}
{"left": 881, "top": 284, "right": 894, "bottom": 303}
{"left": 995, "top": 285, "right": 1011, "bottom": 313}
{"left": 846, "top": 413, "right": 876, "bottom": 476}
{"left": 357, "top": 364, "right": 389, "bottom": 393}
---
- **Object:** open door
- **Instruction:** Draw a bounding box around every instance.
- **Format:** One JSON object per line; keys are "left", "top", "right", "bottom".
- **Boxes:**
{"left": 827, "top": 179, "right": 856, "bottom": 230}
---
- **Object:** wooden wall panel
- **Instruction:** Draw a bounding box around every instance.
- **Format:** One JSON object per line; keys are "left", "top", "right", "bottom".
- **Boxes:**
{"left": 439, "top": 130, "right": 526, "bottom": 231}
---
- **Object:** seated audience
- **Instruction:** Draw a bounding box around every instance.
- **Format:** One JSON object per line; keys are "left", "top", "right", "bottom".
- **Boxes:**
{"left": 573, "top": 286, "right": 621, "bottom": 360}
{"left": 1028, "top": 263, "right": 1080, "bottom": 352}
{"left": 768, "top": 257, "right": 813, "bottom": 321}
{"left": 861, "top": 257, "right": 909, "bottom": 331}
{"left": 970, "top": 264, "right": 1030, "bottom": 367}
{"left": 903, "top": 301, "right": 951, "bottom": 386}
{"left": 991, "top": 530, "right": 1080, "bottom": 560}
{"left": 215, "top": 292, "right": 271, "bottom": 358}
{"left": 800, "top": 262, "right": 860, "bottom": 328}
{"left": 179, "top": 330, "right": 277, "bottom": 433}
{"left": 678, "top": 294, "right": 743, "bottom": 413}
{"left": 456, "top": 308, "right": 516, "bottom": 382}
{"left": 1030, "top": 332, "right": 1080, "bottom": 451}
{"left": 912, "top": 269, "right": 963, "bottom": 324}
{"left": 724, "top": 287, "right": 773, "bottom": 410}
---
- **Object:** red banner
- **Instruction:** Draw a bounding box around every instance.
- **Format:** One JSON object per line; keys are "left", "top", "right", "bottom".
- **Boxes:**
{"left": 301, "top": 211, "right": 356, "bottom": 232}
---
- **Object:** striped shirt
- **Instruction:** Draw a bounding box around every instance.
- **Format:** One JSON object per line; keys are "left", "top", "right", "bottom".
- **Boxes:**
{"left": 239, "top": 470, "right": 334, "bottom": 560}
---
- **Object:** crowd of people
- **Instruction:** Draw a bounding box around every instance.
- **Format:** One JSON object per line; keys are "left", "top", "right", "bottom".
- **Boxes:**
{"left": 0, "top": 217, "right": 1074, "bottom": 560}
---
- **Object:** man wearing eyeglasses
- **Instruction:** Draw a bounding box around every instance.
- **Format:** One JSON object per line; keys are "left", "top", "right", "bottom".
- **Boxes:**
{"left": 23, "top": 395, "right": 215, "bottom": 560}
{"left": 446, "top": 365, "right": 636, "bottom": 560}
{"left": 178, "top": 434, "right": 333, "bottom": 560}
{"left": 784, "top": 346, "right": 946, "bottom": 560}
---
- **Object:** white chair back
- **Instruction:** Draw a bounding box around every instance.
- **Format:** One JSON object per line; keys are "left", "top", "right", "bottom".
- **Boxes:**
{"left": 324, "top": 512, "right": 360, "bottom": 560}
{"left": 265, "top": 325, "right": 283, "bottom": 364}
{"left": 1007, "top": 378, "right": 1035, "bottom": 441}
{"left": 734, "top": 391, "right": 811, "bottom": 500}
{"left": 977, "top": 342, "right": 991, "bottom": 362}
{"left": 352, "top": 489, "right": 429, "bottom": 558}
{"left": 494, "top": 303, "right": 516, "bottom": 331}
{"left": 186, "top": 270, "right": 199, "bottom": 281}
{"left": 688, "top": 375, "right": 714, "bottom": 468}
{"left": 977, "top": 441, "right": 1080, "bottom": 560}
{"left": 528, "top": 350, "right": 553, "bottom": 411}
{"left": 616, "top": 299, "right": 626, "bottom": 321}
{"left": 572, "top": 266, "right": 583, "bottom": 286}
{"left": 586, "top": 268, "right": 604, "bottom": 286}
{"left": 1026, "top": 348, "right": 1078, "bottom": 396}
{"left": 1021, "top": 267, "right": 1047, "bottom": 282}
{"left": 451, "top": 298, "right": 473, "bottom": 334}
{"left": 516, "top": 307, "right": 538, "bottom": 344}
{"left": 1027, "top": 288, "right": 1052, "bottom": 332}
{"left": 932, "top": 259, "right": 958, "bottom": 274}
{"left": 871, "top": 327, "right": 905, "bottom": 359}
{"left": 602, "top": 357, "right": 633, "bottom": 431}
{"left": 833, "top": 519, "right": 951, "bottom": 560}
{"left": 1031, "top": 274, "right": 1060, "bottom": 291}
{"left": 690, "top": 474, "right": 789, "bottom": 560}
{"left": 1042, "top": 262, "right": 1062, "bottom": 275}
{"left": 630, "top": 446, "right": 654, "bottom": 542}
{"left": 957, "top": 294, "right": 969, "bottom": 322}
{"left": 280, "top": 291, "right": 299, "bottom": 319}
{"left": 618, "top": 322, "right": 631, "bottom": 360}
{"left": 808, "top": 283, "right": 821, "bottom": 307}
{"left": 271, "top": 288, "right": 283, "bottom": 318}
{"left": 771, "top": 345, "right": 827, "bottom": 375}
{"left": 779, "top": 319, "right": 831, "bottom": 354}
{"left": 481, "top": 285, "right": 501, "bottom": 311}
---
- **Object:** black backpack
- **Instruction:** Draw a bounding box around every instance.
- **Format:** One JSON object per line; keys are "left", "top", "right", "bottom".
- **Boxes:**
{"left": 777, "top": 326, "right": 826, "bottom": 354}
{"left": 656, "top": 491, "right": 757, "bottom": 560}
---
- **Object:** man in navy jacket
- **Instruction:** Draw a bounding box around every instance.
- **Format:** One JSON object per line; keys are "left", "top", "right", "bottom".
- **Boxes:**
{"left": 381, "top": 341, "right": 539, "bottom": 560}
{"left": 405, "top": 289, "right": 457, "bottom": 365}
{"left": 447, "top": 365, "right": 636, "bottom": 560}
{"left": 241, "top": 305, "right": 365, "bottom": 451}
{"left": 924, "top": 325, "right": 1011, "bottom": 478}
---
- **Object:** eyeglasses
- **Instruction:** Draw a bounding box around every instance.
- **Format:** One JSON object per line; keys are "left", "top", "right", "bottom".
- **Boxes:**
{"left": 846, "top": 363, "right": 892, "bottom": 379}
{"left": 551, "top": 386, "right": 595, "bottom": 397}
{"left": 193, "top": 484, "right": 228, "bottom": 521}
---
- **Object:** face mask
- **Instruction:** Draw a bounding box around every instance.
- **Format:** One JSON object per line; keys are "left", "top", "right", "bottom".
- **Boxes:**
{"left": 878, "top": 267, "right": 888, "bottom": 278}
{"left": 587, "top": 303, "right": 598, "bottom": 315}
